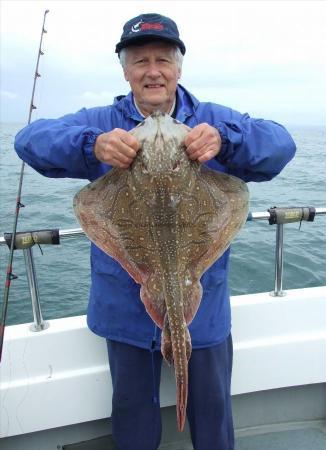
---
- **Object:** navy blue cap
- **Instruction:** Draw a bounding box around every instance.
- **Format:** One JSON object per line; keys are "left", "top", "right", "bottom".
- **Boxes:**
{"left": 115, "top": 13, "right": 186, "bottom": 55}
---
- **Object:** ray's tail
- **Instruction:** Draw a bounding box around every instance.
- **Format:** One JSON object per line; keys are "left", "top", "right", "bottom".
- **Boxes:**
{"left": 176, "top": 362, "right": 188, "bottom": 432}
{"left": 162, "top": 317, "right": 192, "bottom": 431}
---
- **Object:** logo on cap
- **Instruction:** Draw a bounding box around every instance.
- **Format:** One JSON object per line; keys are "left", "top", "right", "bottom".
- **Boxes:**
{"left": 131, "top": 20, "right": 143, "bottom": 33}
{"left": 141, "top": 23, "right": 164, "bottom": 31}
{"left": 131, "top": 20, "right": 164, "bottom": 33}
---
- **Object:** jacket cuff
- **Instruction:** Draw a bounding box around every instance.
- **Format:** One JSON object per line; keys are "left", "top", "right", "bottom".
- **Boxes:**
{"left": 83, "top": 128, "right": 103, "bottom": 167}
{"left": 215, "top": 124, "right": 230, "bottom": 163}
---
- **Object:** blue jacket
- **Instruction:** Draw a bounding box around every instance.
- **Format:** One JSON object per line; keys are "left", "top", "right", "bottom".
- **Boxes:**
{"left": 15, "top": 84, "right": 296, "bottom": 350}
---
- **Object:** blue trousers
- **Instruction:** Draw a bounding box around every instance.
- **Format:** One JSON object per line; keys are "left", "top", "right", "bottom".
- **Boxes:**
{"left": 107, "top": 334, "right": 234, "bottom": 450}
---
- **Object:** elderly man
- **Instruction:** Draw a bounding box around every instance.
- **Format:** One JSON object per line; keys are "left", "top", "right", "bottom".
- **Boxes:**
{"left": 15, "top": 13, "right": 296, "bottom": 450}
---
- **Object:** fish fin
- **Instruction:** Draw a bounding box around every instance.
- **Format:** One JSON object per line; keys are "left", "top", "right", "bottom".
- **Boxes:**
{"left": 174, "top": 167, "right": 249, "bottom": 326}
{"left": 140, "top": 278, "right": 166, "bottom": 329}
{"left": 191, "top": 167, "right": 249, "bottom": 273}
{"left": 74, "top": 170, "right": 145, "bottom": 283}
{"left": 74, "top": 169, "right": 163, "bottom": 286}
{"left": 182, "top": 279, "right": 203, "bottom": 325}
{"left": 161, "top": 316, "right": 191, "bottom": 366}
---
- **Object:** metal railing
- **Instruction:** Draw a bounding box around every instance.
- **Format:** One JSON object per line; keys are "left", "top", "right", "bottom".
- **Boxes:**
{"left": 0, "top": 207, "right": 325, "bottom": 332}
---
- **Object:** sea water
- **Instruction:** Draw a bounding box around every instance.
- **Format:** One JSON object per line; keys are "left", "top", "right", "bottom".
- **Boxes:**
{"left": 0, "top": 123, "right": 325, "bottom": 326}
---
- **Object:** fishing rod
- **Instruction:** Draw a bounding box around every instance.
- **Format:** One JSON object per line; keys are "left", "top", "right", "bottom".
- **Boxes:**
{"left": 0, "top": 10, "right": 50, "bottom": 362}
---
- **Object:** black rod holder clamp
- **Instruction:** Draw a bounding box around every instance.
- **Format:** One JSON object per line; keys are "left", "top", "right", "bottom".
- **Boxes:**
{"left": 268, "top": 207, "right": 316, "bottom": 225}
{"left": 4, "top": 229, "right": 60, "bottom": 250}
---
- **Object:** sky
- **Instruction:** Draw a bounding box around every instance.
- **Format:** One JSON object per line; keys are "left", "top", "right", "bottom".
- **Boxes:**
{"left": 1, "top": 0, "right": 326, "bottom": 126}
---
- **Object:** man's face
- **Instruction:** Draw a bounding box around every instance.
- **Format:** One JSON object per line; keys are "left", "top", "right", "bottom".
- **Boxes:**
{"left": 123, "top": 42, "right": 181, "bottom": 117}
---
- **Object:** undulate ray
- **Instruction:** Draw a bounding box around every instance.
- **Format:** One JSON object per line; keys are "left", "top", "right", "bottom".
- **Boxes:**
{"left": 73, "top": 112, "right": 249, "bottom": 431}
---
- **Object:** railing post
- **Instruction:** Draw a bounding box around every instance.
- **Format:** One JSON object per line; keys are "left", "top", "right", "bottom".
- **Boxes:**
{"left": 23, "top": 247, "right": 49, "bottom": 331}
{"left": 271, "top": 223, "right": 286, "bottom": 297}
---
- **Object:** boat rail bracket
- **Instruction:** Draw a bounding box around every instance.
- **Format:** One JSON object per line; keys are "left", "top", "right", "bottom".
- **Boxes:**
{"left": 268, "top": 206, "right": 316, "bottom": 226}
{"left": 268, "top": 206, "right": 316, "bottom": 297}
{"left": 4, "top": 229, "right": 60, "bottom": 332}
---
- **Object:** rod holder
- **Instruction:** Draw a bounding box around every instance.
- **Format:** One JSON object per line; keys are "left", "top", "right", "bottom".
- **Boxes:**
{"left": 23, "top": 248, "right": 49, "bottom": 332}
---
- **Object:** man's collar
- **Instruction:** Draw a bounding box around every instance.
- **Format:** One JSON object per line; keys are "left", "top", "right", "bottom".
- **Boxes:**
{"left": 133, "top": 97, "right": 177, "bottom": 118}
{"left": 114, "top": 84, "right": 199, "bottom": 123}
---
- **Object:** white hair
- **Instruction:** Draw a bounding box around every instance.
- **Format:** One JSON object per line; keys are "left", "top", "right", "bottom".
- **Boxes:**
{"left": 119, "top": 45, "right": 184, "bottom": 70}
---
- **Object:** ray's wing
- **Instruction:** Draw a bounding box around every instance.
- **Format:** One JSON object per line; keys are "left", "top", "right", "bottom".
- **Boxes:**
{"left": 73, "top": 168, "right": 167, "bottom": 327}
{"left": 175, "top": 166, "right": 249, "bottom": 325}
{"left": 192, "top": 166, "right": 250, "bottom": 274}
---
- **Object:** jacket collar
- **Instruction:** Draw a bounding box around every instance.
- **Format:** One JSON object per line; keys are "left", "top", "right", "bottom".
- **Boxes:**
{"left": 113, "top": 84, "right": 199, "bottom": 124}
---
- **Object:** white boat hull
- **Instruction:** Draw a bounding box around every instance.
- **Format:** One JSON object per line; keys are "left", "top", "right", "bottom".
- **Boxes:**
{"left": 1, "top": 286, "right": 326, "bottom": 439}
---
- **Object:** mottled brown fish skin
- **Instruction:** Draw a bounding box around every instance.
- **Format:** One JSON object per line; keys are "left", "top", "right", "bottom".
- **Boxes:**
{"left": 73, "top": 111, "right": 250, "bottom": 433}
{"left": 151, "top": 185, "right": 191, "bottom": 431}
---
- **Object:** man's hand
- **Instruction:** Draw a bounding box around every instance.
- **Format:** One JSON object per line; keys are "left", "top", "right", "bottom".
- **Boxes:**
{"left": 94, "top": 128, "right": 140, "bottom": 168}
{"left": 184, "top": 123, "right": 222, "bottom": 163}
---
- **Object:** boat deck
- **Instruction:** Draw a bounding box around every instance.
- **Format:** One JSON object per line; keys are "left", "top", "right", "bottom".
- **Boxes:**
{"left": 62, "top": 421, "right": 326, "bottom": 450}
{"left": 2, "top": 385, "right": 326, "bottom": 450}
{"left": 236, "top": 423, "right": 326, "bottom": 450}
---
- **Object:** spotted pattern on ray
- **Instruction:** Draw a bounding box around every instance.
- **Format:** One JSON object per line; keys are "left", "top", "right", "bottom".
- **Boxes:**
{"left": 73, "top": 111, "right": 249, "bottom": 432}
